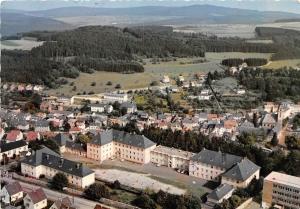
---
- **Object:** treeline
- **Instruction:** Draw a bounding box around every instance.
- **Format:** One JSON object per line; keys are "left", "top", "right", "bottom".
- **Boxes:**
{"left": 221, "top": 58, "right": 268, "bottom": 67}
{"left": 141, "top": 126, "right": 300, "bottom": 176}
{"left": 69, "top": 57, "right": 144, "bottom": 73}
{"left": 255, "top": 27, "right": 300, "bottom": 60}
{"left": 237, "top": 68, "right": 300, "bottom": 102}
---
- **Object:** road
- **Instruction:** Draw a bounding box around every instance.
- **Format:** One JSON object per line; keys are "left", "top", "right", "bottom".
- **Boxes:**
{"left": 2, "top": 177, "right": 114, "bottom": 209}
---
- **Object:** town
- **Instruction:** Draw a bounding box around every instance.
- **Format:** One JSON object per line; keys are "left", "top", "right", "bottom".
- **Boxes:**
{"left": 1, "top": 63, "right": 300, "bottom": 209}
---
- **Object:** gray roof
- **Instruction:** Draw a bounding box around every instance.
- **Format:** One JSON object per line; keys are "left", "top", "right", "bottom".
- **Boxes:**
{"left": 262, "top": 114, "right": 276, "bottom": 124}
{"left": 120, "top": 102, "right": 136, "bottom": 109}
{"left": 22, "top": 147, "right": 93, "bottom": 177}
{"left": 207, "top": 184, "right": 234, "bottom": 201}
{"left": 35, "top": 120, "right": 49, "bottom": 127}
{"left": 222, "top": 158, "right": 260, "bottom": 181}
{"left": 66, "top": 141, "right": 85, "bottom": 152}
{"left": 52, "top": 133, "right": 70, "bottom": 146}
{"left": 22, "top": 146, "right": 59, "bottom": 166}
{"left": 90, "top": 129, "right": 156, "bottom": 149}
{"left": 191, "top": 149, "right": 242, "bottom": 169}
{"left": 0, "top": 140, "right": 27, "bottom": 153}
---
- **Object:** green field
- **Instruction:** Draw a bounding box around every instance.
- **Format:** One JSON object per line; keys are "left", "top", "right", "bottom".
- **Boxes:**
{"left": 46, "top": 52, "right": 273, "bottom": 96}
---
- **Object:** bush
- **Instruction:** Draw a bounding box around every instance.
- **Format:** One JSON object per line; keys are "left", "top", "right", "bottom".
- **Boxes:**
{"left": 113, "top": 180, "right": 121, "bottom": 189}
{"left": 84, "top": 183, "right": 110, "bottom": 200}
{"left": 106, "top": 81, "right": 112, "bottom": 86}
{"left": 50, "top": 173, "right": 68, "bottom": 191}
{"left": 91, "top": 82, "right": 96, "bottom": 86}
{"left": 115, "top": 84, "right": 121, "bottom": 89}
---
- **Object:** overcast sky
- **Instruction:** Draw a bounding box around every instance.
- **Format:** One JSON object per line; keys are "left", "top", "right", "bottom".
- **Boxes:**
{"left": 2, "top": 0, "right": 300, "bottom": 14}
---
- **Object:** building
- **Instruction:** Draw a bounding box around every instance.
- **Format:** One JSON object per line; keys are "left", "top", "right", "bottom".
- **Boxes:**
{"left": 87, "top": 129, "right": 156, "bottom": 164}
{"left": 6, "top": 130, "right": 23, "bottom": 142}
{"left": 162, "top": 75, "right": 170, "bottom": 83}
{"left": 24, "top": 188, "right": 47, "bottom": 209}
{"left": 49, "top": 197, "right": 75, "bottom": 209}
{"left": 103, "top": 93, "right": 128, "bottom": 103}
{"left": 189, "top": 149, "right": 260, "bottom": 188}
{"left": 207, "top": 183, "right": 234, "bottom": 204}
{"left": 1, "top": 181, "right": 24, "bottom": 204}
{"left": 21, "top": 147, "right": 95, "bottom": 189}
{"left": 262, "top": 172, "right": 300, "bottom": 209}
{"left": 120, "top": 102, "right": 137, "bottom": 114}
{"left": 262, "top": 113, "right": 277, "bottom": 129}
{"left": 90, "top": 104, "right": 113, "bottom": 113}
{"left": 150, "top": 145, "right": 195, "bottom": 171}
{"left": 0, "top": 140, "right": 28, "bottom": 161}
{"left": 35, "top": 121, "right": 50, "bottom": 132}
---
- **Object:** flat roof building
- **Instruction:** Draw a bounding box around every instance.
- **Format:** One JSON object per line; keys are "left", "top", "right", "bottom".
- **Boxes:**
{"left": 262, "top": 172, "right": 300, "bottom": 209}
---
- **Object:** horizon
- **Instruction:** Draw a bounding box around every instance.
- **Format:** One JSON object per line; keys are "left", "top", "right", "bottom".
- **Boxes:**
{"left": 2, "top": 0, "right": 300, "bottom": 14}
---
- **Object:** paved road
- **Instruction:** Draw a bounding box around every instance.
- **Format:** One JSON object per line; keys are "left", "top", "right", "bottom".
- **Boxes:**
{"left": 2, "top": 177, "right": 113, "bottom": 209}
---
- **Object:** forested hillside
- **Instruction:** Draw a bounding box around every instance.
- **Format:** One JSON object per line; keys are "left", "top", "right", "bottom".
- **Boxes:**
{"left": 255, "top": 27, "right": 300, "bottom": 60}
{"left": 2, "top": 25, "right": 297, "bottom": 88}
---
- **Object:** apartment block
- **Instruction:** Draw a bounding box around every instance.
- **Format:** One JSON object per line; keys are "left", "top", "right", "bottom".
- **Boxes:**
{"left": 262, "top": 172, "right": 300, "bottom": 209}
{"left": 87, "top": 129, "right": 156, "bottom": 164}
{"left": 150, "top": 145, "right": 195, "bottom": 171}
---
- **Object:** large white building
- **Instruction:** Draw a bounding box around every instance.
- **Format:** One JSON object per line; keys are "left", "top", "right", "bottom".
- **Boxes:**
{"left": 0, "top": 140, "right": 28, "bottom": 161}
{"left": 21, "top": 147, "right": 95, "bottom": 189}
{"left": 262, "top": 172, "right": 300, "bottom": 209}
{"left": 87, "top": 129, "right": 156, "bottom": 164}
{"left": 150, "top": 145, "right": 195, "bottom": 171}
{"left": 189, "top": 149, "right": 260, "bottom": 188}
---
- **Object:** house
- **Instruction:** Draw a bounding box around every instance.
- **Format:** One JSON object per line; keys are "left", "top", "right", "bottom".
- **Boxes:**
{"left": 178, "top": 75, "right": 184, "bottom": 82}
{"left": 1, "top": 181, "right": 24, "bottom": 204}
{"left": 162, "top": 75, "right": 170, "bottom": 83}
{"left": 90, "top": 104, "right": 106, "bottom": 113}
{"left": 87, "top": 129, "right": 156, "bottom": 164}
{"left": 120, "top": 102, "right": 137, "bottom": 114}
{"left": 189, "top": 149, "right": 260, "bottom": 188}
{"left": 65, "top": 141, "right": 87, "bottom": 157}
{"left": 24, "top": 188, "right": 47, "bottom": 209}
{"left": 49, "top": 197, "right": 75, "bottom": 209}
{"left": 34, "top": 121, "right": 50, "bottom": 132}
{"left": 0, "top": 140, "right": 28, "bottom": 161}
{"left": 6, "top": 130, "right": 23, "bottom": 142}
{"left": 21, "top": 147, "right": 95, "bottom": 188}
{"left": 207, "top": 184, "right": 234, "bottom": 204}
{"left": 52, "top": 133, "right": 70, "bottom": 153}
{"left": 262, "top": 114, "right": 277, "bottom": 129}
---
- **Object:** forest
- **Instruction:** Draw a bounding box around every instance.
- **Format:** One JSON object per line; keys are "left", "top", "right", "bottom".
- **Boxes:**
{"left": 2, "top": 25, "right": 299, "bottom": 87}
{"left": 221, "top": 58, "right": 268, "bottom": 67}
{"left": 237, "top": 67, "right": 300, "bottom": 102}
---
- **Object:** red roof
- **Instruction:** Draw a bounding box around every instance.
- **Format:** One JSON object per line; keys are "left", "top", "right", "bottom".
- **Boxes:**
{"left": 69, "top": 127, "right": 81, "bottom": 132}
{"left": 94, "top": 205, "right": 110, "bottom": 209}
{"left": 6, "top": 130, "right": 21, "bottom": 141}
{"left": 26, "top": 131, "right": 39, "bottom": 141}
{"left": 27, "top": 188, "right": 47, "bottom": 204}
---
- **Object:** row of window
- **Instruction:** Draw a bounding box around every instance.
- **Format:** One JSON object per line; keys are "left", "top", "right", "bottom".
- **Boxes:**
{"left": 274, "top": 184, "right": 300, "bottom": 193}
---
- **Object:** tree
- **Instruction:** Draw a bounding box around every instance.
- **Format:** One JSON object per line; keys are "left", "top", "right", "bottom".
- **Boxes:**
{"left": 132, "top": 194, "right": 157, "bottom": 209}
{"left": 285, "top": 136, "right": 299, "bottom": 150}
{"left": 84, "top": 183, "right": 110, "bottom": 200}
{"left": 31, "top": 93, "right": 42, "bottom": 109}
{"left": 77, "top": 134, "right": 91, "bottom": 145}
{"left": 271, "top": 133, "right": 278, "bottom": 146}
{"left": 50, "top": 173, "right": 68, "bottom": 191}
{"left": 113, "top": 180, "right": 121, "bottom": 189}
{"left": 229, "top": 195, "right": 241, "bottom": 208}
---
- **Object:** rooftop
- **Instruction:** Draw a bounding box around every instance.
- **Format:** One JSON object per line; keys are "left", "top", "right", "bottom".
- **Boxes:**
{"left": 207, "top": 183, "right": 234, "bottom": 201}
{"left": 264, "top": 172, "right": 300, "bottom": 189}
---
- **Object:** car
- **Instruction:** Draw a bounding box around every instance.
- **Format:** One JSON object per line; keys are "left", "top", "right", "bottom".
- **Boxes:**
{"left": 156, "top": 164, "right": 161, "bottom": 167}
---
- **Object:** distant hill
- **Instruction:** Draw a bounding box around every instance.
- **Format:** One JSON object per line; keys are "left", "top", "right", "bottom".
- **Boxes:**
{"left": 27, "top": 5, "right": 300, "bottom": 24}
{"left": 274, "top": 18, "right": 300, "bottom": 23}
{"left": 1, "top": 12, "right": 74, "bottom": 36}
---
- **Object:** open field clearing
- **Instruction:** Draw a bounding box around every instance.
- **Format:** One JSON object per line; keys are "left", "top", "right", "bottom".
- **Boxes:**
{"left": 46, "top": 53, "right": 273, "bottom": 96}
{"left": 263, "top": 59, "right": 300, "bottom": 69}
{"left": 94, "top": 169, "right": 186, "bottom": 195}
{"left": 1, "top": 39, "right": 44, "bottom": 50}
{"left": 173, "top": 22, "right": 300, "bottom": 38}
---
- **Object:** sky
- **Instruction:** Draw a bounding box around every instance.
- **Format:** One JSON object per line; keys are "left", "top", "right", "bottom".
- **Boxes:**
{"left": 2, "top": 0, "right": 300, "bottom": 14}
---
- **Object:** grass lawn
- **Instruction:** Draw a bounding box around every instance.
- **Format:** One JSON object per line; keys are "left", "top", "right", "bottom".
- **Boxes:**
{"left": 263, "top": 59, "right": 300, "bottom": 69}
{"left": 110, "top": 189, "right": 138, "bottom": 204}
{"left": 45, "top": 52, "right": 273, "bottom": 97}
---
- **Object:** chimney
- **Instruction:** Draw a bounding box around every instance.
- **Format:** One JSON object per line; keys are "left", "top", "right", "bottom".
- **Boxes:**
{"left": 46, "top": 154, "right": 49, "bottom": 160}
{"left": 76, "top": 163, "right": 80, "bottom": 169}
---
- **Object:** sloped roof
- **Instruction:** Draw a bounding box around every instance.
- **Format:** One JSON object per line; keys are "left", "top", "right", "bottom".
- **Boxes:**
{"left": 207, "top": 183, "right": 234, "bottom": 201}
{"left": 22, "top": 146, "right": 59, "bottom": 166}
{"left": 4, "top": 182, "right": 23, "bottom": 196}
{"left": 191, "top": 149, "right": 242, "bottom": 169}
{"left": 90, "top": 129, "right": 156, "bottom": 149}
{"left": 52, "top": 197, "right": 73, "bottom": 209}
{"left": 222, "top": 158, "right": 260, "bottom": 181}
{"left": 27, "top": 188, "right": 47, "bottom": 204}
{"left": 262, "top": 114, "right": 276, "bottom": 124}
{"left": 53, "top": 133, "right": 70, "bottom": 146}
{"left": 0, "top": 140, "right": 27, "bottom": 153}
